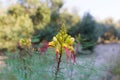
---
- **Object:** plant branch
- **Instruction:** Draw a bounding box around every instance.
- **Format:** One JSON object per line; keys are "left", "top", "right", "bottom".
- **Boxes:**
{"left": 54, "top": 50, "right": 62, "bottom": 80}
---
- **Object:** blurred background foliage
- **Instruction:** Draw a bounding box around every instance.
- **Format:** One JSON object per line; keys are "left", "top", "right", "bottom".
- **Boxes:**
{"left": 0, "top": 0, "right": 120, "bottom": 51}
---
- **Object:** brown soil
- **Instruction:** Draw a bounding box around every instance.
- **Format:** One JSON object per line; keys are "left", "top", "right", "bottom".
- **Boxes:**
{"left": 93, "top": 43, "right": 120, "bottom": 80}
{"left": 0, "top": 56, "right": 7, "bottom": 68}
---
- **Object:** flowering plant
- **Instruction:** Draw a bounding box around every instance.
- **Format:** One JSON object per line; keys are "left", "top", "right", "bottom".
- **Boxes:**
{"left": 49, "top": 24, "right": 75, "bottom": 63}
{"left": 19, "top": 38, "right": 31, "bottom": 49}
{"left": 48, "top": 24, "right": 75, "bottom": 80}
{"left": 17, "top": 38, "right": 33, "bottom": 79}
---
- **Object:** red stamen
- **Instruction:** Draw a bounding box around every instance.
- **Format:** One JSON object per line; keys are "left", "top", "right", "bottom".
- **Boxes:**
{"left": 39, "top": 41, "right": 49, "bottom": 53}
{"left": 65, "top": 47, "right": 71, "bottom": 63}
{"left": 71, "top": 54, "right": 76, "bottom": 63}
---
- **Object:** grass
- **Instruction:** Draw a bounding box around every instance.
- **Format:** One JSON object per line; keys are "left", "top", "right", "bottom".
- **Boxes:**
{"left": 112, "top": 57, "right": 120, "bottom": 75}
{"left": 0, "top": 48, "right": 106, "bottom": 80}
{"left": 110, "top": 57, "right": 120, "bottom": 80}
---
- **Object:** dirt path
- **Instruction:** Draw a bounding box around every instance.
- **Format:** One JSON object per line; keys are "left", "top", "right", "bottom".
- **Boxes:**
{"left": 92, "top": 43, "right": 120, "bottom": 80}
{"left": 0, "top": 56, "right": 7, "bottom": 68}
{"left": 94, "top": 43, "right": 120, "bottom": 67}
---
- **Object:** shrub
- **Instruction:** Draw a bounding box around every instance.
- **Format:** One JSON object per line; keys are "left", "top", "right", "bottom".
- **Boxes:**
{"left": 31, "top": 5, "right": 51, "bottom": 30}
{"left": 0, "top": 14, "right": 33, "bottom": 51}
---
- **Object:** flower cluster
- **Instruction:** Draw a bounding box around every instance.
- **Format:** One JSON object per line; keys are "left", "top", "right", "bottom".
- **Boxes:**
{"left": 18, "top": 38, "right": 31, "bottom": 49}
{"left": 49, "top": 25, "right": 75, "bottom": 63}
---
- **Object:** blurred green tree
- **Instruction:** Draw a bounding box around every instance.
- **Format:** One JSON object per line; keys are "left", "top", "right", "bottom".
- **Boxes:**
{"left": 79, "top": 13, "right": 97, "bottom": 51}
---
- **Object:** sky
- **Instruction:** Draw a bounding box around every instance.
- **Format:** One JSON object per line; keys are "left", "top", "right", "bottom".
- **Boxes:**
{"left": 0, "top": 0, "right": 120, "bottom": 21}
{"left": 0, "top": 0, "right": 17, "bottom": 8}
{"left": 62, "top": 0, "right": 120, "bottom": 21}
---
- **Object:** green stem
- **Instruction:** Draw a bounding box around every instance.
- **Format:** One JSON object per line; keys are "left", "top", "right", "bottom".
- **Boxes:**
{"left": 23, "top": 58, "right": 27, "bottom": 79}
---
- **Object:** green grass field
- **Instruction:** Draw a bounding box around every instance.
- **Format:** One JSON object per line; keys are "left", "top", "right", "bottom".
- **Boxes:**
{"left": 0, "top": 48, "right": 107, "bottom": 80}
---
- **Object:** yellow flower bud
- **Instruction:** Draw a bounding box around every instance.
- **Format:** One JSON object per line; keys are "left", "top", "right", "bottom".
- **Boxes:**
{"left": 70, "top": 38, "right": 75, "bottom": 43}
{"left": 53, "top": 37, "right": 57, "bottom": 42}
{"left": 65, "top": 37, "right": 74, "bottom": 46}
{"left": 69, "top": 46, "right": 74, "bottom": 52}
{"left": 62, "top": 43, "right": 67, "bottom": 48}
{"left": 48, "top": 41, "right": 55, "bottom": 47}
{"left": 55, "top": 46, "right": 61, "bottom": 53}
